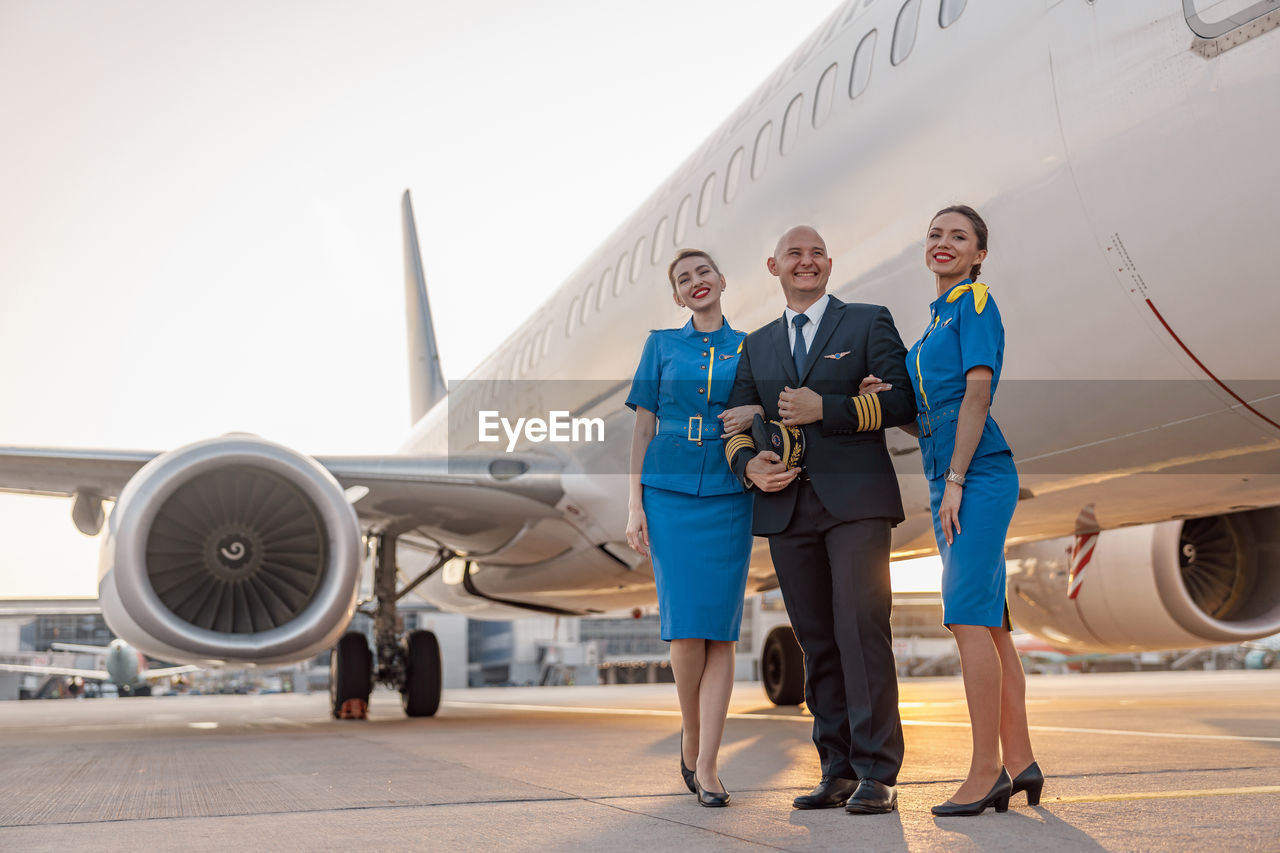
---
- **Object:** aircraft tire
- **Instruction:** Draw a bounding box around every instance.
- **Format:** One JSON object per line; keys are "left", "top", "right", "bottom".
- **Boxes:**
{"left": 330, "top": 632, "right": 372, "bottom": 719}
{"left": 762, "top": 626, "right": 805, "bottom": 706}
{"left": 401, "top": 629, "right": 442, "bottom": 718}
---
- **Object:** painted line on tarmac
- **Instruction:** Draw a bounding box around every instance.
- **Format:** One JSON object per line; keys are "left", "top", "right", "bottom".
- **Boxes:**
{"left": 443, "top": 701, "right": 1280, "bottom": 744}
{"left": 1046, "top": 784, "right": 1280, "bottom": 804}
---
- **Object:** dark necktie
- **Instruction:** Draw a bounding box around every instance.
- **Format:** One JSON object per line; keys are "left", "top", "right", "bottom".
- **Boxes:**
{"left": 792, "top": 313, "right": 809, "bottom": 377}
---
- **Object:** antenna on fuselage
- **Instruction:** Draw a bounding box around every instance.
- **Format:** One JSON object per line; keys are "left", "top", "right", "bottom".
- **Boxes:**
{"left": 402, "top": 189, "right": 448, "bottom": 423}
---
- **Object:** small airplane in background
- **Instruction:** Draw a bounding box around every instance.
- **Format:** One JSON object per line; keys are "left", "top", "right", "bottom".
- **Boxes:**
{"left": 1240, "top": 635, "right": 1280, "bottom": 670}
{"left": 0, "top": 638, "right": 199, "bottom": 696}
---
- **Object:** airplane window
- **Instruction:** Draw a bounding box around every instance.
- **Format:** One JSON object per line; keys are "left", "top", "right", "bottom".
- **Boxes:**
{"left": 751, "top": 121, "right": 774, "bottom": 180}
{"left": 580, "top": 280, "right": 597, "bottom": 325}
{"left": 566, "top": 295, "right": 581, "bottom": 336}
{"left": 724, "top": 147, "right": 745, "bottom": 204}
{"left": 651, "top": 218, "right": 669, "bottom": 263}
{"left": 850, "top": 30, "right": 877, "bottom": 98}
{"left": 813, "top": 63, "right": 839, "bottom": 128}
{"left": 519, "top": 339, "right": 535, "bottom": 376}
{"left": 612, "top": 253, "right": 629, "bottom": 295}
{"left": 539, "top": 322, "right": 553, "bottom": 357}
{"left": 674, "top": 195, "right": 693, "bottom": 244}
{"left": 841, "top": 0, "right": 876, "bottom": 26}
{"left": 939, "top": 0, "right": 966, "bottom": 27}
{"left": 1185, "top": 0, "right": 1276, "bottom": 39}
{"left": 697, "top": 173, "right": 717, "bottom": 227}
{"left": 892, "top": 0, "right": 921, "bottom": 65}
{"left": 595, "top": 268, "right": 612, "bottom": 311}
{"left": 780, "top": 94, "right": 804, "bottom": 155}
{"left": 630, "top": 236, "right": 647, "bottom": 281}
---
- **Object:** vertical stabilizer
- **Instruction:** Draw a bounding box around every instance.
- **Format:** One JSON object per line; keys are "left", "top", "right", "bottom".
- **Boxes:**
{"left": 402, "top": 190, "right": 448, "bottom": 423}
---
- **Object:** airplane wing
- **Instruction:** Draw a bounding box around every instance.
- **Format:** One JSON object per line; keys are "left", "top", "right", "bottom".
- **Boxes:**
{"left": 0, "top": 447, "right": 154, "bottom": 499}
{"left": 0, "top": 445, "right": 568, "bottom": 557}
{"left": 144, "top": 665, "right": 202, "bottom": 679}
{"left": 0, "top": 662, "right": 109, "bottom": 680}
{"left": 50, "top": 642, "right": 111, "bottom": 655}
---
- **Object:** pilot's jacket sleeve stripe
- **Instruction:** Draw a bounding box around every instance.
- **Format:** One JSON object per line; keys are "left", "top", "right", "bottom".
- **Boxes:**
{"left": 725, "top": 434, "right": 754, "bottom": 466}
{"left": 852, "top": 394, "right": 869, "bottom": 431}
{"left": 849, "top": 393, "right": 884, "bottom": 432}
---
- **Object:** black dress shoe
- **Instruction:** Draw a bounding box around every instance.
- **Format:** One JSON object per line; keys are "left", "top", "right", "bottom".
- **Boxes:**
{"left": 792, "top": 777, "right": 859, "bottom": 809}
{"left": 1010, "top": 760, "right": 1044, "bottom": 806}
{"left": 679, "top": 730, "right": 696, "bottom": 794}
{"left": 694, "top": 772, "right": 731, "bottom": 807}
{"left": 931, "top": 767, "right": 1013, "bottom": 816}
{"left": 845, "top": 778, "right": 897, "bottom": 814}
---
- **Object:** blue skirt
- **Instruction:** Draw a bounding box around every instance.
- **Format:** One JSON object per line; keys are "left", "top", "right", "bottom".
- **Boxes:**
{"left": 929, "top": 451, "right": 1019, "bottom": 628}
{"left": 643, "top": 485, "right": 753, "bottom": 641}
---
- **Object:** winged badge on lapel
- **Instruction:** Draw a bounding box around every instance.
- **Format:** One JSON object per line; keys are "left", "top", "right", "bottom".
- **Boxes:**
{"left": 823, "top": 351, "right": 851, "bottom": 360}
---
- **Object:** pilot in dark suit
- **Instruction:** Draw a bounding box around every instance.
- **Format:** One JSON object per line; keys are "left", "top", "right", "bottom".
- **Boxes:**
{"left": 724, "top": 226, "right": 916, "bottom": 814}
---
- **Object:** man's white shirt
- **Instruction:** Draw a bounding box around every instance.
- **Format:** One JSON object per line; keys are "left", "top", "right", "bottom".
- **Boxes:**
{"left": 783, "top": 293, "right": 830, "bottom": 355}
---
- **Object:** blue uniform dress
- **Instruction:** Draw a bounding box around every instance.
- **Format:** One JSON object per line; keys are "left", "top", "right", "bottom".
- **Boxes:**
{"left": 626, "top": 319, "right": 754, "bottom": 641}
{"left": 905, "top": 281, "right": 1019, "bottom": 628}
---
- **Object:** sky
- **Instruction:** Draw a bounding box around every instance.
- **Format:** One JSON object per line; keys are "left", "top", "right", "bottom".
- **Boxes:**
{"left": 0, "top": 0, "right": 941, "bottom": 598}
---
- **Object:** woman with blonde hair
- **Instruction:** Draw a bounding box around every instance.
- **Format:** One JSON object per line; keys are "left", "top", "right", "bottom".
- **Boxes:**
{"left": 625, "top": 248, "right": 759, "bottom": 807}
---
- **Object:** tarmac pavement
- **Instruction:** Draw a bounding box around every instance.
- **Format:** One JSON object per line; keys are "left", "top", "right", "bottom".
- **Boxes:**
{"left": 0, "top": 670, "right": 1277, "bottom": 851}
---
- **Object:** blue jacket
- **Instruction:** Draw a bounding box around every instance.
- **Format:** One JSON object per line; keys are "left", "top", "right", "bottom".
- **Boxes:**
{"left": 626, "top": 319, "right": 747, "bottom": 496}
{"left": 906, "top": 281, "right": 1012, "bottom": 480}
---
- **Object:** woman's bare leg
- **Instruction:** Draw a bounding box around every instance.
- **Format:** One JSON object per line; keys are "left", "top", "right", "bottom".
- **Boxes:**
{"left": 950, "top": 624, "right": 1004, "bottom": 803}
{"left": 694, "top": 640, "right": 736, "bottom": 793}
{"left": 991, "top": 628, "right": 1035, "bottom": 776}
{"left": 669, "top": 638, "right": 706, "bottom": 769}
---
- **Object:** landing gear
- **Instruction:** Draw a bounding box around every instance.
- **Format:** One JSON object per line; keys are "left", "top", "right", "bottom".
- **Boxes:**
{"left": 762, "top": 626, "right": 805, "bottom": 706}
{"left": 330, "top": 530, "right": 452, "bottom": 719}
{"left": 330, "top": 631, "right": 372, "bottom": 719}
{"left": 401, "top": 629, "right": 442, "bottom": 717}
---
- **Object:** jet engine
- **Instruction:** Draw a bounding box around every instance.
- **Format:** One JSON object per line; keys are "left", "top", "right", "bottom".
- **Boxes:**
{"left": 98, "top": 435, "right": 362, "bottom": 665}
{"left": 1006, "top": 508, "right": 1280, "bottom": 652}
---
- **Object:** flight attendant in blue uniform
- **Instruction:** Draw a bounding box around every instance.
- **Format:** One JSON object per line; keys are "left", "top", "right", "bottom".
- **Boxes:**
{"left": 868, "top": 206, "right": 1041, "bottom": 815}
{"left": 625, "top": 248, "right": 758, "bottom": 807}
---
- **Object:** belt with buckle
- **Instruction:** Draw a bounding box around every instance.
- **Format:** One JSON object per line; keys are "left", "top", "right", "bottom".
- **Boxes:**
{"left": 657, "top": 415, "right": 722, "bottom": 441}
{"left": 916, "top": 405, "right": 961, "bottom": 438}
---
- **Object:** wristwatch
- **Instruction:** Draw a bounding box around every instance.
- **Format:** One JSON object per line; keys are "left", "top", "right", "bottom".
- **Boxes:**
{"left": 944, "top": 466, "right": 966, "bottom": 486}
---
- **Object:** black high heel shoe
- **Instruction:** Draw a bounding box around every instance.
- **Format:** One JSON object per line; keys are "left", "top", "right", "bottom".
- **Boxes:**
{"left": 694, "top": 772, "right": 731, "bottom": 807}
{"left": 931, "top": 767, "right": 1012, "bottom": 817}
{"left": 1010, "top": 760, "right": 1044, "bottom": 806}
{"left": 679, "top": 730, "right": 696, "bottom": 794}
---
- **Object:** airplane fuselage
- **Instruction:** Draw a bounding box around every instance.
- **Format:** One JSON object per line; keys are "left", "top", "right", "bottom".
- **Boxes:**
{"left": 394, "top": 0, "right": 1280, "bottom": 617}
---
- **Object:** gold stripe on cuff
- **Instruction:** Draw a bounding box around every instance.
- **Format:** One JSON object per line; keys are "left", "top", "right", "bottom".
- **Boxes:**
{"left": 725, "top": 434, "right": 753, "bottom": 463}
{"left": 852, "top": 394, "right": 869, "bottom": 431}
{"left": 871, "top": 393, "right": 882, "bottom": 431}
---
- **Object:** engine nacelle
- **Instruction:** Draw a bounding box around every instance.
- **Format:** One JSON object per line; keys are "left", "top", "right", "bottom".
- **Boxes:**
{"left": 98, "top": 435, "right": 362, "bottom": 666}
{"left": 1007, "top": 508, "right": 1280, "bottom": 652}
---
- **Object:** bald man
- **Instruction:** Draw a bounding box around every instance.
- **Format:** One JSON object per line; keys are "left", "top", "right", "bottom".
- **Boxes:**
{"left": 724, "top": 226, "right": 916, "bottom": 814}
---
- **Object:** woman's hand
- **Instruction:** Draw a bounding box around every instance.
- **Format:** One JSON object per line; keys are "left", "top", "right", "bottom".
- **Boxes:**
{"left": 858, "top": 374, "right": 892, "bottom": 395}
{"left": 719, "top": 404, "right": 764, "bottom": 435}
{"left": 938, "top": 481, "right": 963, "bottom": 546}
{"left": 626, "top": 506, "right": 650, "bottom": 556}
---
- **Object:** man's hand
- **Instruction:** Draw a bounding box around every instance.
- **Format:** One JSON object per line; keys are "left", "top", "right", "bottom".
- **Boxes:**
{"left": 719, "top": 404, "right": 764, "bottom": 436}
{"left": 858, "top": 374, "right": 893, "bottom": 395}
{"left": 745, "top": 451, "right": 801, "bottom": 492}
{"left": 778, "top": 386, "right": 822, "bottom": 426}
